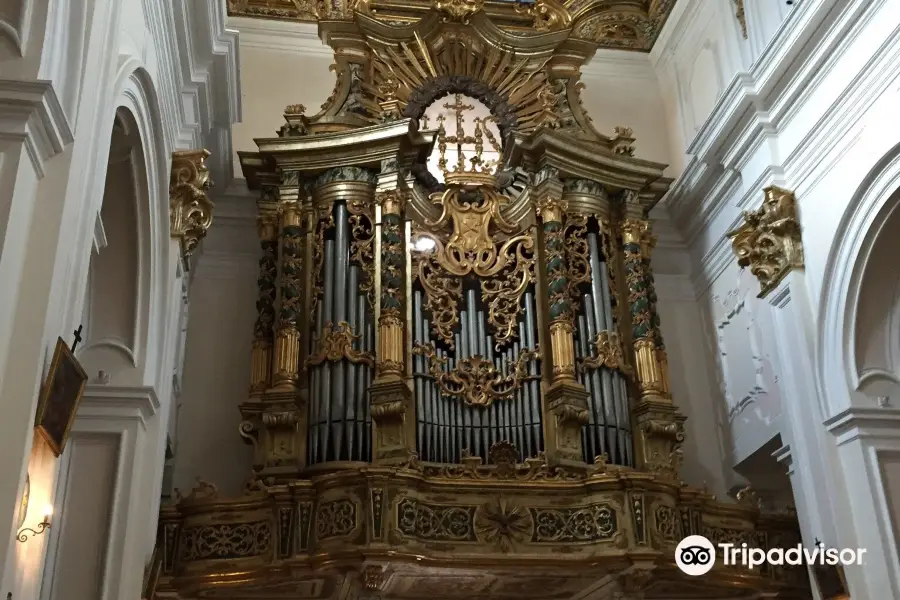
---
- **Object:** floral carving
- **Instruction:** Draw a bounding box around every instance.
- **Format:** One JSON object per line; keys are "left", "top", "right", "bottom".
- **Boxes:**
{"left": 475, "top": 497, "right": 535, "bottom": 552}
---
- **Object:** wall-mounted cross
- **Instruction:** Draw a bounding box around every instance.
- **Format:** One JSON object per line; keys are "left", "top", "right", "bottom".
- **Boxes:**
{"left": 72, "top": 324, "right": 83, "bottom": 352}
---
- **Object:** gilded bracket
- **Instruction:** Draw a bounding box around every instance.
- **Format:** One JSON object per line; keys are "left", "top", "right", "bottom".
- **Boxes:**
{"left": 169, "top": 149, "right": 214, "bottom": 268}
{"left": 727, "top": 186, "right": 804, "bottom": 298}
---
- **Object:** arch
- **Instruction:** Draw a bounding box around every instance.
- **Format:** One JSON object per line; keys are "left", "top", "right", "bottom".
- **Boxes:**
{"left": 817, "top": 140, "right": 900, "bottom": 416}
{"left": 110, "top": 64, "right": 172, "bottom": 391}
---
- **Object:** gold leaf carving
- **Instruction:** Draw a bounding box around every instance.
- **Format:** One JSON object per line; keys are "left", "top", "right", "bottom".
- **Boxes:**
{"left": 170, "top": 149, "right": 213, "bottom": 267}
{"left": 413, "top": 343, "right": 538, "bottom": 407}
{"left": 474, "top": 497, "right": 534, "bottom": 552}
{"left": 307, "top": 321, "right": 374, "bottom": 367}
{"left": 515, "top": 0, "right": 572, "bottom": 32}
{"left": 727, "top": 186, "right": 804, "bottom": 298}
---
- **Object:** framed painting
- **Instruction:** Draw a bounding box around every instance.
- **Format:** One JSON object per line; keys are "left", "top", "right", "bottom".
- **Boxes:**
{"left": 34, "top": 337, "right": 88, "bottom": 456}
{"left": 814, "top": 563, "right": 850, "bottom": 600}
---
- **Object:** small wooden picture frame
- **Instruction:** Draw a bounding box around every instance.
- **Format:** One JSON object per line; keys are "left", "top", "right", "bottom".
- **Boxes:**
{"left": 34, "top": 337, "right": 88, "bottom": 456}
{"left": 815, "top": 563, "right": 850, "bottom": 599}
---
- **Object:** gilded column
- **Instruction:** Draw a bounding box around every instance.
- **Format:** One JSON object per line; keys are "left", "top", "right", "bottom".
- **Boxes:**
{"left": 369, "top": 159, "right": 416, "bottom": 464}
{"left": 273, "top": 188, "right": 303, "bottom": 390}
{"left": 238, "top": 172, "right": 308, "bottom": 480}
{"left": 250, "top": 191, "right": 279, "bottom": 396}
{"left": 534, "top": 168, "right": 589, "bottom": 466}
{"left": 619, "top": 190, "right": 684, "bottom": 479}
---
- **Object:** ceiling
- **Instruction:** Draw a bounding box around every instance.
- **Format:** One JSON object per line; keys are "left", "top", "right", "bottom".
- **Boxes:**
{"left": 226, "top": 0, "right": 678, "bottom": 52}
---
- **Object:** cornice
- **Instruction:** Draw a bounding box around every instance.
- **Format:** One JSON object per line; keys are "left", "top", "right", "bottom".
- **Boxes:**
{"left": 0, "top": 79, "right": 74, "bottom": 177}
{"left": 145, "top": 0, "right": 242, "bottom": 183}
{"left": 227, "top": 0, "right": 677, "bottom": 52}
{"left": 77, "top": 384, "right": 161, "bottom": 430}
{"left": 229, "top": 15, "right": 658, "bottom": 82}
{"left": 663, "top": 0, "right": 895, "bottom": 280}
{"left": 825, "top": 407, "right": 900, "bottom": 446}
{"left": 228, "top": 16, "right": 332, "bottom": 56}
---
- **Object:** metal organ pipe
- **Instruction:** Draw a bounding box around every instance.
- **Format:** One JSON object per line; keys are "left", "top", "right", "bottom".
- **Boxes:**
{"left": 329, "top": 203, "right": 349, "bottom": 460}
{"left": 572, "top": 231, "right": 633, "bottom": 467}
{"left": 345, "top": 262, "right": 359, "bottom": 461}
{"left": 411, "top": 278, "right": 547, "bottom": 464}
{"left": 306, "top": 201, "right": 374, "bottom": 466}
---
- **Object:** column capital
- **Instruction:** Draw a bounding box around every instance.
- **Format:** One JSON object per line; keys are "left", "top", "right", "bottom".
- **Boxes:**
{"left": 170, "top": 149, "right": 214, "bottom": 269}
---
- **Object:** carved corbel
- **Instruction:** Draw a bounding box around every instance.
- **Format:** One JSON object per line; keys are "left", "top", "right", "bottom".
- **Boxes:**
{"left": 727, "top": 186, "right": 804, "bottom": 298}
{"left": 169, "top": 149, "right": 213, "bottom": 268}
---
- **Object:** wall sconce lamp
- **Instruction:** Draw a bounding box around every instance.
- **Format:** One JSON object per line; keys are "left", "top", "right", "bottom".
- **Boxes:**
{"left": 16, "top": 505, "right": 52, "bottom": 543}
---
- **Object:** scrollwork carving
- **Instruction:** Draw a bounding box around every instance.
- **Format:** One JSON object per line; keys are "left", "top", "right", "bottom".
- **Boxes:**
{"left": 727, "top": 186, "right": 804, "bottom": 298}
{"left": 413, "top": 343, "right": 538, "bottom": 407}
{"left": 180, "top": 521, "right": 272, "bottom": 562}
{"left": 581, "top": 330, "right": 632, "bottom": 376}
{"left": 170, "top": 149, "right": 214, "bottom": 265}
{"left": 315, "top": 499, "right": 357, "bottom": 540}
{"left": 531, "top": 503, "right": 617, "bottom": 543}
{"left": 396, "top": 498, "right": 476, "bottom": 541}
{"left": 515, "top": 0, "right": 572, "bottom": 31}
{"left": 307, "top": 321, "right": 374, "bottom": 367}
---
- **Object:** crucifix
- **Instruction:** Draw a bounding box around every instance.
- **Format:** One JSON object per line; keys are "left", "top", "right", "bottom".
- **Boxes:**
{"left": 71, "top": 325, "right": 83, "bottom": 352}
{"left": 443, "top": 94, "right": 474, "bottom": 171}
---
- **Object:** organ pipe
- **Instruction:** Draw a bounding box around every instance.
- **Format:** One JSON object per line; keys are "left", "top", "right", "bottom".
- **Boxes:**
{"left": 240, "top": 115, "right": 678, "bottom": 481}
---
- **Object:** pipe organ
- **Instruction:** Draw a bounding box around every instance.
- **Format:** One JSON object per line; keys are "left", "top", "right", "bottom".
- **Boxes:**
{"left": 151, "top": 3, "right": 808, "bottom": 599}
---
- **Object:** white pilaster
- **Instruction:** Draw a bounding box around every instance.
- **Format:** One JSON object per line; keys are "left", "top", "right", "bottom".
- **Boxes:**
{"left": 40, "top": 385, "right": 160, "bottom": 600}
{"left": 765, "top": 274, "right": 840, "bottom": 545}
{"left": 768, "top": 272, "right": 897, "bottom": 599}
{"left": 824, "top": 407, "right": 900, "bottom": 597}
{"left": 0, "top": 78, "right": 72, "bottom": 589}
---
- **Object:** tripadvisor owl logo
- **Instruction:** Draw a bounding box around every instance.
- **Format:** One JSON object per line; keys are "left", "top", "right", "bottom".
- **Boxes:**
{"left": 675, "top": 535, "right": 716, "bottom": 576}
{"left": 675, "top": 534, "right": 867, "bottom": 576}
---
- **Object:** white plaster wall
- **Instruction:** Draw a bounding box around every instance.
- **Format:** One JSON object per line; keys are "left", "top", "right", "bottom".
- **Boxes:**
{"left": 0, "top": 0, "right": 240, "bottom": 598}
{"left": 650, "top": 0, "right": 791, "bottom": 175}
{"left": 580, "top": 50, "right": 672, "bottom": 172}
{"left": 172, "top": 245, "right": 259, "bottom": 496}
{"left": 654, "top": 0, "right": 900, "bottom": 594}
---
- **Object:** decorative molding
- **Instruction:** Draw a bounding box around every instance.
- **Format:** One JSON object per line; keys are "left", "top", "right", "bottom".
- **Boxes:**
{"left": 771, "top": 444, "right": 793, "bottom": 475}
{"left": 825, "top": 407, "right": 900, "bottom": 447}
{"left": 228, "top": 16, "right": 331, "bottom": 56}
{"left": 227, "top": 0, "right": 678, "bottom": 52}
{"left": 726, "top": 186, "right": 803, "bottom": 298}
{"left": 662, "top": 0, "right": 894, "bottom": 251}
{"left": 75, "top": 385, "right": 161, "bottom": 430}
{"left": 144, "top": 0, "right": 242, "bottom": 183}
{"left": 92, "top": 211, "right": 108, "bottom": 254}
{"left": 732, "top": 0, "right": 747, "bottom": 40}
{"left": 0, "top": 79, "right": 74, "bottom": 178}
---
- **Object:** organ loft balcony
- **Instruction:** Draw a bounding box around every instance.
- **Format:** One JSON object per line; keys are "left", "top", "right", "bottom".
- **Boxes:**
{"left": 148, "top": 1, "right": 810, "bottom": 598}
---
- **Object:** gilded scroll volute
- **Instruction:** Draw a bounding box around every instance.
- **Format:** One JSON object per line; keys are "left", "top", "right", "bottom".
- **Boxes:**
{"left": 169, "top": 149, "right": 214, "bottom": 267}
{"left": 727, "top": 185, "right": 804, "bottom": 298}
